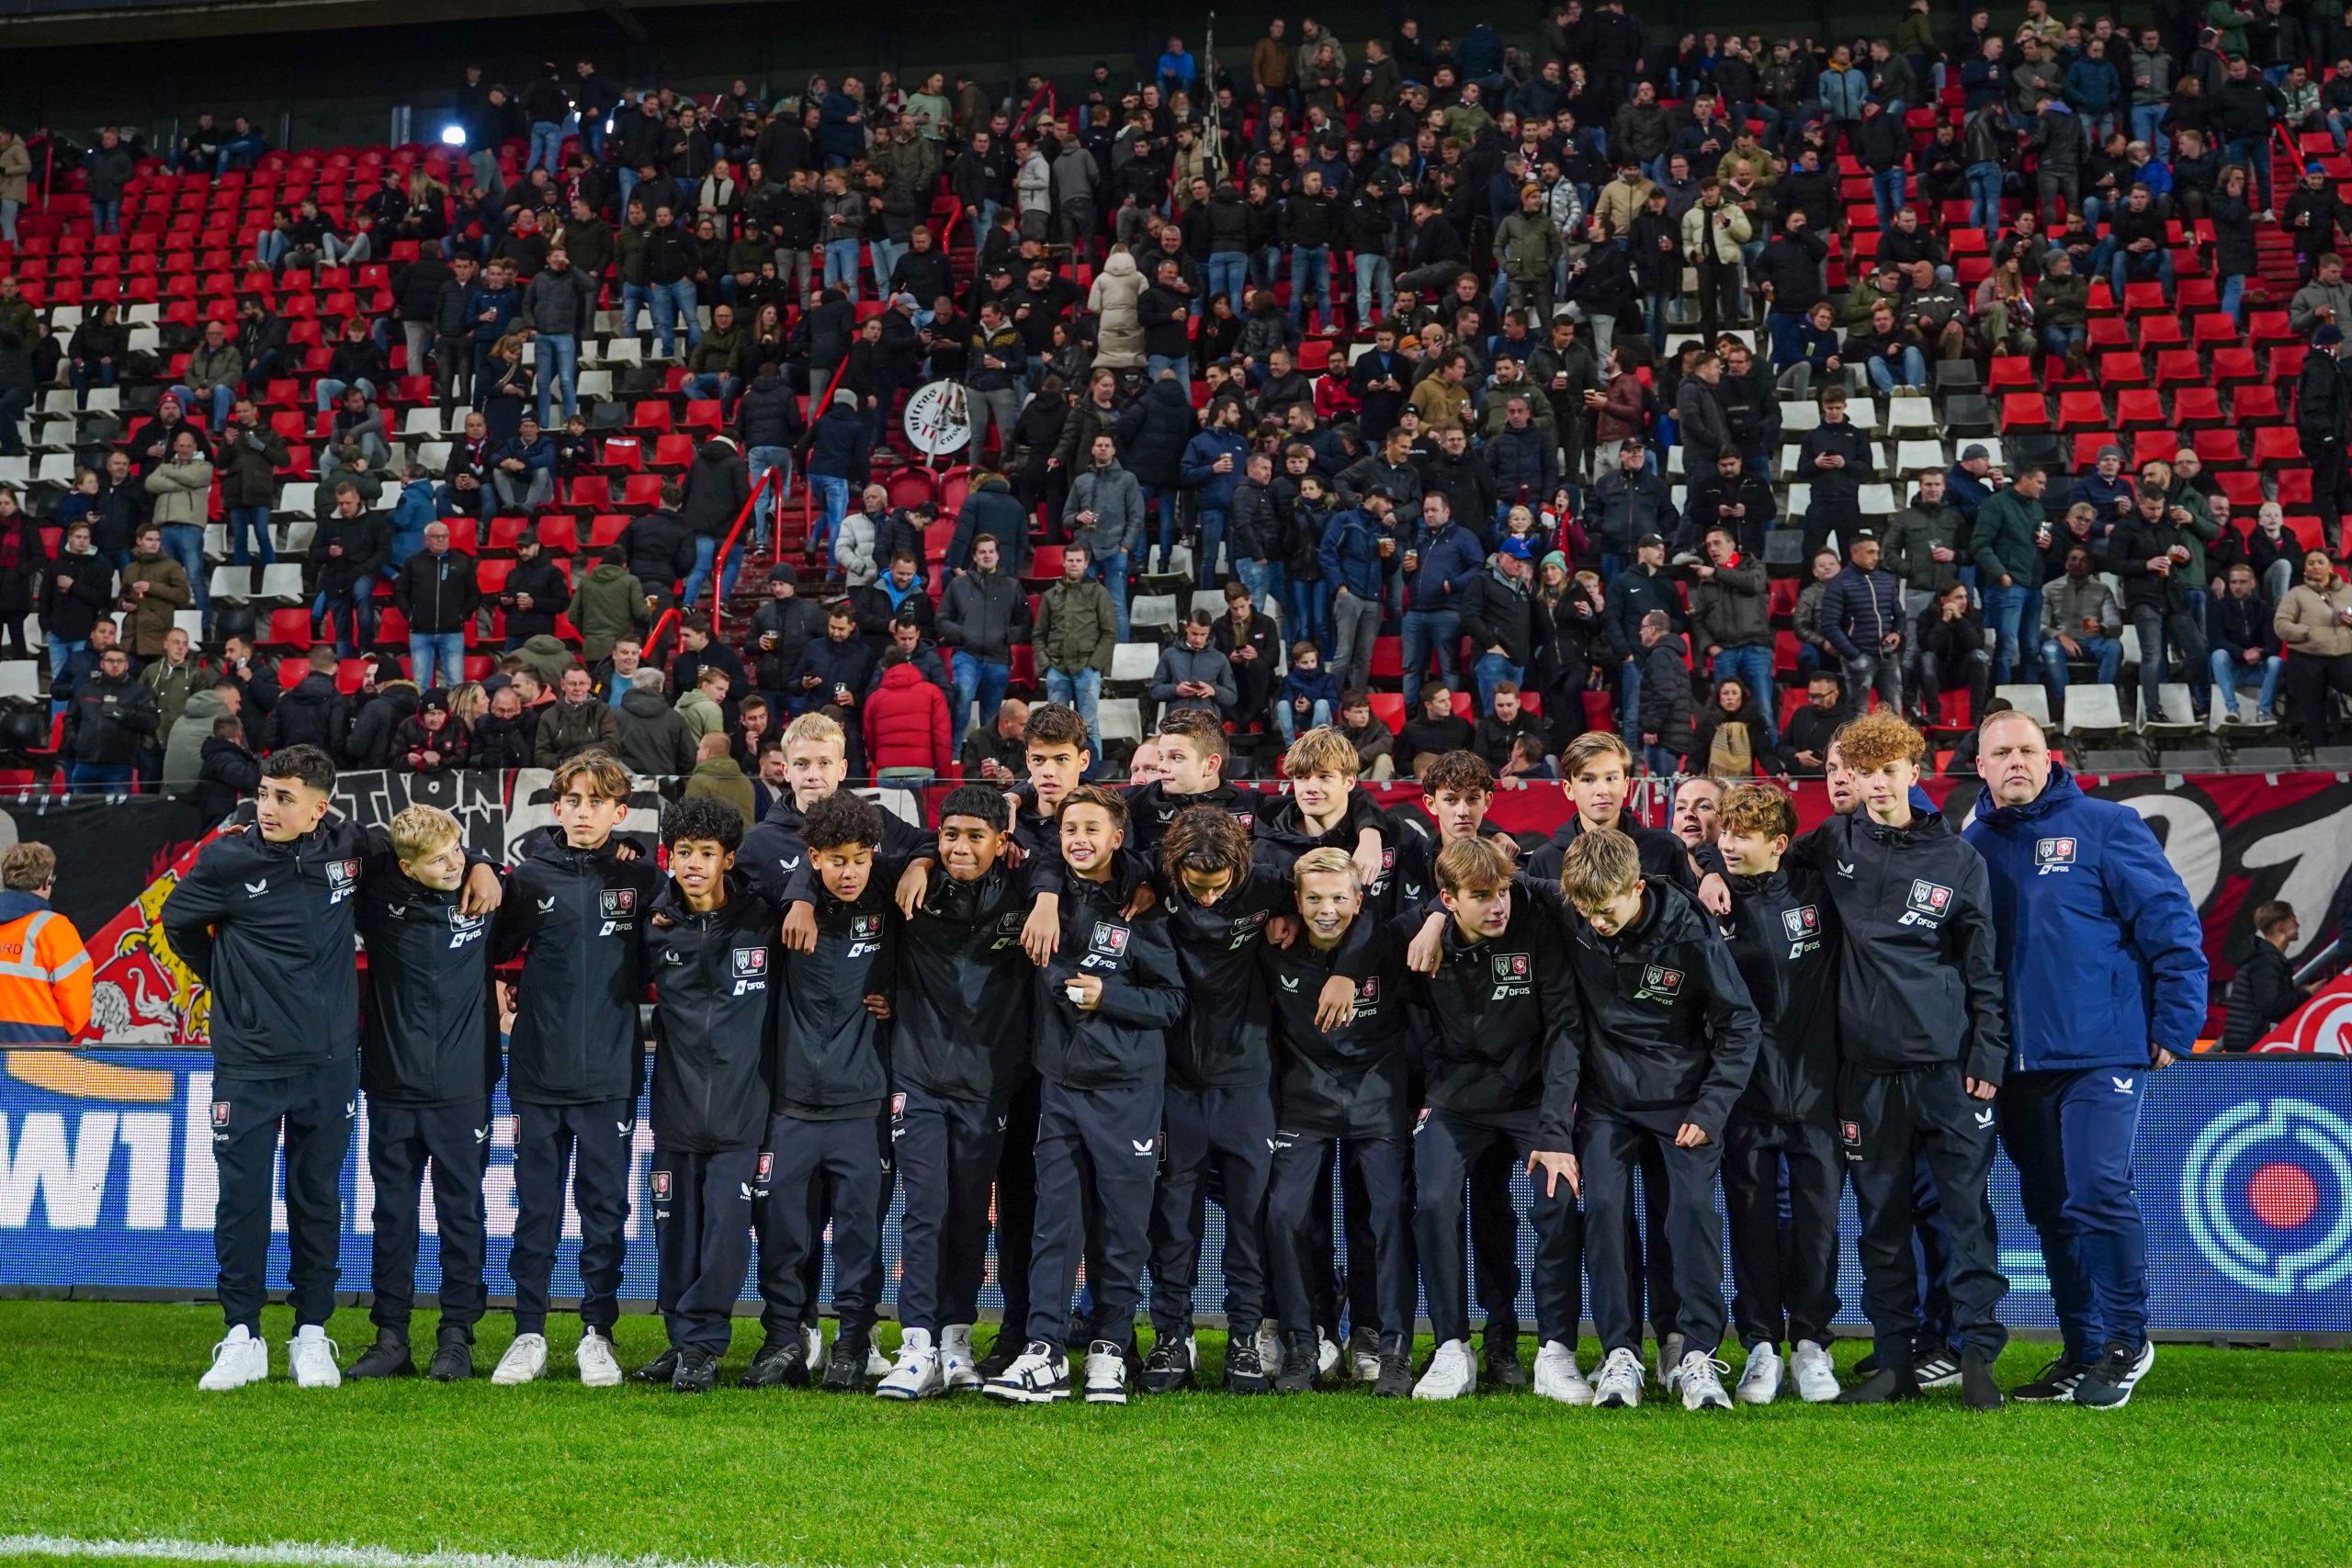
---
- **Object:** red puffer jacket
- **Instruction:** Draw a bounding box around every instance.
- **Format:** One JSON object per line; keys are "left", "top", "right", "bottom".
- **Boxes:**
{"left": 862, "top": 661, "right": 949, "bottom": 774}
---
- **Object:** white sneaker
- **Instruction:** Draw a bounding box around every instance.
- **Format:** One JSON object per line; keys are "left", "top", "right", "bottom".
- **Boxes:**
{"left": 1411, "top": 1337, "right": 1477, "bottom": 1400}
{"left": 1655, "top": 1331, "right": 1686, "bottom": 1393}
{"left": 576, "top": 1329, "right": 623, "bottom": 1387}
{"left": 1253, "top": 1319, "right": 1283, "bottom": 1378}
{"left": 1082, "top": 1339, "right": 1130, "bottom": 1404}
{"left": 1679, "top": 1348, "right": 1733, "bottom": 1411}
{"left": 865, "top": 1340, "right": 892, "bottom": 1379}
{"left": 1791, "top": 1339, "right": 1841, "bottom": 1403}
{"left": 982, "top": 1341, "right": 1071, "bottom": 1403}
{"left": 801, "top": 1321, "right": 824, "bottom": 1370}
{"left": 1592, "top": 1347, "right": 1645, "bottom": 1408}
{"left": 1317, "top": 1331, "right": 1342, "bottom": 1380}
{"left": 1736, "top": 1342, "right": 1782, "bottom": 1405}
{"left": 939, "top": 1324, "right": 982, "bottom": 1393}
{"left": 876, "top": 1330, "right": 943, "bottom": 1400}
{"left": 491, "top": 1332, "right": 548, "bottom": 1385}
{"left": 288, "top": 1325, "right": 341, "bottom": 1389}
{"left": 1349, "top": 1331, "right": 1382, "bottom": 1383}
{"left": 1532, "top": 1339, "right": 1594, "bottom": 1405}
{"left": 198, "top": 1325, "right": 268, "bottom": 1392}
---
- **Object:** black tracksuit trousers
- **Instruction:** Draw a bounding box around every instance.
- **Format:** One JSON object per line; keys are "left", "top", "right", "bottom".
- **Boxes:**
{"left": 892, "top": 1086, "right": 1009, "bottom": 1335}
{"left": 367, "top": 1096, "right": 489, "bottom": 1343}
{"left": 1148, "top": 1083, "right": 1274, "bottom": 1340}
{"left": 1722, "top": 1115, "right": 1843, "bottom": 1349}
{"left": 509, "top": 1098, "right": 635, "bottom": 1337}
{"left": 1412, "top": 1107, "right": 1579, "bottom": 1346}
{"left": 1270, "top": 1134, "right": 1415, "bottom": 1348}
{"left": 212, "top": 1056, "right": 356, "bottom": 1334}
{"left": 1579, "top": 1110, "right": 1728, "bottom": 1356}
{"left": 651, "top": 1144, "right": 760, "bottom": 1353}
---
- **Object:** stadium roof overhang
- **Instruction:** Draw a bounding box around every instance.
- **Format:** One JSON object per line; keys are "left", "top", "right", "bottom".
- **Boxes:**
{"left": 0, "top": 0, "right": 668, "bottom": 49}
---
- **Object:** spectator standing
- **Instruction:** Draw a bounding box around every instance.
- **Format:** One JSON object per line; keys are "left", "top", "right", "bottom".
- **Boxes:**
{"left": 0, "top": 843, "right": 92, "bottom": 1046}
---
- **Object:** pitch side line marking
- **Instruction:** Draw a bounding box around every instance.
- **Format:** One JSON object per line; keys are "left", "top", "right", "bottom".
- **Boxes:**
{"left": 0, "top": 1537, "right": 943, "bottom": 1568}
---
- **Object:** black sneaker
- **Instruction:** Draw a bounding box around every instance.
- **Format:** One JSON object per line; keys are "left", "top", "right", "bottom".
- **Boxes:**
{"left": 1835, "top": 1362, "right": 1922, "bottom": 1404}
{"left": 739, "top": 1337, "right": 811, "bottom": 1389}
{"left": 632, "top": 1347, "right": 681, "bottom": 1384}
{"left": 1138, "top": 1336, "right": 1196, "bottom": 1393}
{"left": 976, "top": 1328, "right": 1025, "bottom": 1381}
{"left": 820, "top": 1337, "right": 868, "bottom": 1392}
{"left": 672, "top": 1346, "right": 717, "bottom": 1394}
{"left": 1960, "top": 1348, "right": 2005, "bottom": 1410}
{"left": 348, "top": 1334, "right": 415, "bottom": 1380}
{"left": 1913, "top": 1348, "right": 1962, "bottom": 1389}
{"left": 426, "top": 1340, "right": 472, "bottom": 1382}
{"left": 2011, "top": 1354, "right": 2093, "bottom": 1403}
{"left": 1275, "top": 1336, "right": 1319, "bottom": 1394}
{"left": 1224, "top": 1337, "right": 1271, "bottom": 1394}
{"left": 1373, "top": 1345, "right": 1414, "bottom": 1398}
{"left": 1483, "top": 1333, "right": 1526, "bottom": 1389}
{"left": 2072, "top": 1341, "right": 2154, "bottom": 1410}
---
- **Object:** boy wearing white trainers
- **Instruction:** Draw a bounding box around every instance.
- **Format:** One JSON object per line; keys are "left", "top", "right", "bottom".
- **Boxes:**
{"left": 1555, "top": 829, "right": 1761, "bottom": 1413}
{"left": 1713, "top": 784, "right": 1846, "bottom": 1404}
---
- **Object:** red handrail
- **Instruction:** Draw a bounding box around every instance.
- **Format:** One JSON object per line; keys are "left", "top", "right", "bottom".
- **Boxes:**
{"left": 707, "top": 464, "right": 786, "bottom": 637}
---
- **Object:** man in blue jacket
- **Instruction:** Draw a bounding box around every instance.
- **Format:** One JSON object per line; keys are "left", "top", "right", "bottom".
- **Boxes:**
{"left": 1399, "top": 491, "right": 1487, "bottom": 709}
{"left": 1180, "top": 402, "right": 1250, "bottom": 593}
{"left": 1318, "top": 487, "right": 1394, "bottom": 693}
{"left": 1965, "top": 709, "right": 2206, "bottom": 1409}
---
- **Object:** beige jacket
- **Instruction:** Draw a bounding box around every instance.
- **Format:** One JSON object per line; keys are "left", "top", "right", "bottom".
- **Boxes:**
{"left": 0, "top": 141, "right": 29, "bottom": 205}
{"left": 143, "top": 457, "right": 214, "bottom": 526}
{"left": 2276, "top": 580, "right": 2352, "bottom": 660}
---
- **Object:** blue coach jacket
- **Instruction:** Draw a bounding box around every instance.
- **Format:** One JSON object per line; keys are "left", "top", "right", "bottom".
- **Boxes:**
{"left": 1963, "top": 764, "right": 2209, "bottom": 1070}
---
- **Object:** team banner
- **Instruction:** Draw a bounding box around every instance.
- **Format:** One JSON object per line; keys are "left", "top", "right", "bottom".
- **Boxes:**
{"left": 2, "top": 1054, "right": 2344, "bottom": 1334}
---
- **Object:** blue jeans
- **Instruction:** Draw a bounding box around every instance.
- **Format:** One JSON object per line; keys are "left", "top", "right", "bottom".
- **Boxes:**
{"left": 1400, "top": 606, "right": 1462, "bottom": 709}
{"left": 1618, "top": 657, "right": 1643, "bottom": 747}
{"left": 2041, "top": 634, "right": 2122, "bottom": 694}
{"left": 2129, "top": 104, "right": 2167, "bottom": 156}
{"left": 173, "top": 382, "right": 236, "bottom": 426}
{"left": 680, "top": 534, "right": 742, "bottom": 614}
{"left": 1868, "top": 346, "right": 1928, "bottom": 391}
{"left": 1093, "top": 548, "right": 1132, "bottom": 640}
{"left": 1354, "top": 253, "right": 1394, "bottom": 324}
{"left": 2225, "top": 138, "right": 2271, "bottom": 209}
{"left": 1193, "top": 508, "right": 1227, "bottom": 590}
{"left": 44, "top": 635, "right": 83, "bottom": 682}
{"left": 1965, "top": 162, "right": 2004, "bottom": 234}
{"left": 527, "top": 120, "right": 566, "bottom": 175}
{"left": 410, "top": 632, "right": 467, "bottom": 691}
{"left": 808, "top": 473, "right": 849, "bottom": 560}
{"left": 2041, "top": 324, "right": 2086, "bottom": 360}
{"left": 1235, "top": 558, "right": 1285, "bottom": 616}
{"left": 1642, "top": 744, "right": 1682, "bottom": 777}
{"left": 1275, "top": 694, "right": 1331, "bottom": 742}
{"left": 311, "top": 377, "right": 376, "bottom": 412}
{"left": 747, "top": 445, "right": 793, "bottom": 547}
{"left": 67, "top": 762, "right": 133, "bottom": 794}
{"left": 254, "top": 231, "right": 289, "bottom": 270}
{"left": 1044, "top": 666, "right": 1102, "bottom": 765}
{"left": 653, "top": 280, "right": 702, "bottom": 355}
{"left": 1711, "top": 643, "right": 1780, "bottom": 744}
{"left": 1285, "top": 576, "right": 1330, "bottom": 655}
{"left": 91, "top": 198, "right": 121, "bottom": 236}
{"left": 311, "top": 589, "right": 377, "bottom": 655}
{"left": 951, "top": 650, "right": 1011, "bottom": 733}
{"left": 1289, "top": 245, "right": 1331, "bottom": 326}
{"left": 869, "top": 239, "right": 908, "bottom": 298}
{"left": 534, "top": 333, "right": 579, "bottom": 426}
{"left": 2209, "top": 649, "right": 2284, "bottom": 716}
{"left": 619, "top": 282, "right": 650, "bottom": 336}
{"left": 2221, "top": 273, "right": 2245, "bottom": 322}
{"left": 226, "top": 504, "right": 274, "bottom": 566}
{"left": 160, "top": 524, "right": 209, "bottom": 620}
{"left": 216, "top": 134, "right": 266, "bottom": 175}
{"left": 824, "top": 238, "right": 863, "bottom": 301}
{"left": 1206, "top": 251, "right": 1250, "bottom": 311}
{"left": 1982, "top": 583, "right": 2032, "bottom": 682}
{"left": 1871, "top": 167, "right": 1907, "bottom": 228}
{"left": 1471, "top": 651, "right": 1524, "bottom": 717}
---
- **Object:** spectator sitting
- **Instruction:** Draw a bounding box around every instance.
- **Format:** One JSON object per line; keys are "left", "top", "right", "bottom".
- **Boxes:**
{"left": 392, "top": 690, "right": 470, "bottom": 773}
{"left": 1398, "top": 682, "right": 1473, "bottom": 778}
{"left": 194, "top": 715, "right": 261, "bottom": 823}
{"left": 469, "top": 684, "right": 533, "bottom": 770}
{"left": 960, "top": 694, "right": 1029, "bottom": 784}
{"left": 1275, "top": 638, "right": 1340, "bottom": 742}
{"left": 1151, "top": 610, "right": 1239, "bottom": 718}
{"left": 1472, "top": 680, "right": 1544, "bottom": 769}
{"left": 2075, "top": 444, "right": 2137, "bottom": 531}
{"left": 1335, "top": 687, "right": 1396, "bottom": 782}
{"left": 534, "top": 664, "right": 624, "bottom": 768}
{"left": 1498, "top": 731, "right": 1555, "bottom": 786}
{"left": 674, "top": 663, "right": 732, "bottom": 743}
{"left": 2209, "top": 559, "right": 2287, "bottom": 725}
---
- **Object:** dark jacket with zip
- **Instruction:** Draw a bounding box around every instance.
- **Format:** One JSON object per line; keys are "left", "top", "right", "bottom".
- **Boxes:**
{"left": 772, "top": 877, "right": 895, "bottom": 1119}
{"left": 740, "top": 792, "right": 928, "bottom": 908}
{"left": 1720, "top": 864, "right": 1841, "bottom": 1125}
{"left": 643, "top": 874, "right": 777, "bottom": 1150}
{"left": 492, "top": 827, "right": 664, "bottom": 1105}
{"left": 1159, "top": 867, "right": 1292, "bottom": 1090}
{"left": 161, "top": 818, "right": 380, "bottom": 1080}
{"left": 892, "top": 863, "right": 1035, "bottom": 1103}
{"left": 1419, "top": 877, "right": 1582, "bottom": 1125}
{"left": 1262, "top": 917, "right": 1416, "bottom": 1137}
{"left": 1557, "top": 875, "right": 1760, "bottom": 1140}
{"left": 1034, "top": 863, "right": 1185, "bottom": 1089}
{"left": 356, "top": 859, "right": 499, "bottom": 1107}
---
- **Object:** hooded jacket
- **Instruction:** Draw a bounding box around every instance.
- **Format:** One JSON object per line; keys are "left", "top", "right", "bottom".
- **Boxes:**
{"left": 642, "top": 874, "right": 777, "bottom": 1150}
{"left": 1962, "top": 764, "right": 2207, "bottom": 1070}
{"left": 356, "top": 860, "right": 499, "bottom": 1108}
{"left": 616, "top": 686, "right": 698, "bottom": 776}
{"left": 492, "top": 826, "right": 664, "bottom": 1106}
{"left": 1159, "top": 868, "right": 1292, "bottom": 1090}
{"left": 863, "top": 660, "right": 951, "bottom": 773}
{"left": 680, "top": 438, "right": 752, "bottom": 538}
{"left": 1261, "top": 917, "right": 1416, "bottom": 1137}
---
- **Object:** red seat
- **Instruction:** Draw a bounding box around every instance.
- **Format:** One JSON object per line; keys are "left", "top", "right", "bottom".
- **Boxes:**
{"left": 1370, "top": 637, "right": 1403, "bottom": 680}
{"left": 680, "top": 399, "right": 724, "bottom": 431}
{"left": 1986, "top": 355, "right": 2038, "bottom": 392}
{"left": 2054, "top": 391, "right": 2108, "bottom": 430}
{"left": 2152, "top": 350, "right": 2204, "bottom": 389}
{"left": 2189, "top": 313, "right": 2240, "bottom": 350}
{"left": 2231, "top": 385, "right": 2280, "bottom": 423}
{"left": 2191, "top": 428, "right": 2244, "bottom": 465}
{"left": 621, "top": 472, "right": 664, "bottom": 506}
{"left": 2113, "top": 389, "right": 2166, "bottom": 428}
{"left": 2094, "top": 352, "right": 2147, "bottom": 387}
{"left": 535, "top": 514, "right": 580, "bottom": 552}
{"left": 2168, "top": 387, "right": 2223, "bottom": 426}
{"left": 565, "top": 474, "right": 612, "bottom": 508}
{"left": 1998, "top": 393, "right": 2050, "bottom": 432}
{"left": 476, "top": 558, "right": 514, "bottom": 594}
{"left": 600, "top": 436, "right": 644, "bottom": 470}
{"left": 589, "top": 513, "right": 630, "bottom": 547}
{"left": 1369, "top": 693, "right": 1407, "bottom": 734}
{"left": 650, "top": 433, "right": 696, "bottom": 468}
{"left": 886, "top": 468, "right": 935, "bottom": 511}
{"left": 630, "top": 400, "right": 673, "bottom": 433}
{"left": 265, "top": 608, "right": 313, "bottom": 649}
{"left": 2210, "top": 346, "right": 2260, "bottom": 385}
{"left": 2254, "top": 426, "right": 2304, "bottom": 467}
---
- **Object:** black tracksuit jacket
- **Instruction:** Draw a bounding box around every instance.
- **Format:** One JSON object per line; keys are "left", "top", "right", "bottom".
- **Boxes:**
{"left": 1262, "top": 918, "right": 1417, "bottom": 1137}
{"left": 740, "top": 790, "right": 929, "bottom": 907}
{"left": 772, "top": 879, "right": 896, "bottom": 1120}
{"left": 356, "top": 860, "right": 499, "bottom": 1107}
{"left": 1034, "top": 862, "right": 1186, "bottom": 1090}
{"left": 1720, "top": 863, "right": 1841, "bottom": 1125}
{"left": 1159, "top": 867, "right": 1292, "bottom": 1090}
{"left": 1250, "top": 788, "right": 1401, "bottom": 914}
{"left": 492, "top": 827, "right": 666, "bottom": 1106}
{"left": 642, "top": 874, "right": 777, "bottom": 1151}
{"left": 891, "top": 862, "right": 1035, "bottom": 1103}
{"left": 1556, "top": 876, "right": 1761, "bottom": 1143}
{"left": 1792, "top": 807, "right": 2010, "bottom": 1085}
{"left": 162, "top": 818, "right": 379, "bottom": 1081}
{"left": 1123, "top": 779, "right": 1261, "bottom": 855}
{"left": 1417, "top": 879, "right": 1582, "bottom": 1122}
{"left": 1525, "top": 812, "right": 1706, "bottom": 889}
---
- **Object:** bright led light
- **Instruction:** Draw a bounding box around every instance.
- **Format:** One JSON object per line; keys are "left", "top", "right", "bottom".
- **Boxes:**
{"left": 439, "top": 125, "right": 467, "bottom": 147}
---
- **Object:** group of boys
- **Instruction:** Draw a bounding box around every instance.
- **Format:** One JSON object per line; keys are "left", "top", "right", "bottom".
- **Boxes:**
{"left": 164, "top": 683, "right": 2196, "bottom": 1415}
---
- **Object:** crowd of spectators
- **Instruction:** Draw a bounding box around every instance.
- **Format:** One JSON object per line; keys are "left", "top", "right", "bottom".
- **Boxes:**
{"left": 11, "top": 1, "right": 2352, "bottom": 797}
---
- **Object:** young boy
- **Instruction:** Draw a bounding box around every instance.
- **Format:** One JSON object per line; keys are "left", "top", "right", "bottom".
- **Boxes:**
{"left": 350, "top": 805, "right": 500, "bottom": 1383}
{"left": 877, "top": 784, "right": 1035, "bottom": 1400}
{"left": 1524, "top": 730, "right": 1709, "bottom": 889}
{"left": 637, "top": 796, "right": 775, "bottom": 1393}
{"left": 490, "top": 750, "right": 665, "bottom": 1387}
{"left": 1277, "top": 639, "right": 1341, "bottom": 741}
{"left": 1261, "top": 847, "right": 1418, "bottom": 1397}
{"left": 1555, "top": 829, "right": 1761, "bottom": 1413}
{"left": 1252, "top": 724, "right": 1397, "bottom": 910}
{"left": 1122, "top": 708, "right": 1257, "bottom": 852}
{"left": 1793, "top": 711, "right": 2010, "bottom": 1408}
{"left": 750, "top": 789, "right": 897, "bottom": 1391}
{"left": 1713, "top": 782, "right": 1845, "bottom": 1404}
{"left": 985, "top": 785, "right": 1184, "bottom": 1405}
{"left": 1408, "top": 836, "right": 1581, "bottom": 1402}
{"left": 1141, "top": 807, "right": 1293, "bottom": 1395}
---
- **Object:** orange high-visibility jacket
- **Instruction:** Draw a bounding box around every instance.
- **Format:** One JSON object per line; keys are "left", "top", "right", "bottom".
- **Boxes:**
{"left": 0, "top": 897, "right": 93, "bottom": 1043}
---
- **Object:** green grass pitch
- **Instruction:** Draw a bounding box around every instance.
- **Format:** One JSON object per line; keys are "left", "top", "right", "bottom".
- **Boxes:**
{"left": 1, "top": 1300, "right": 2346, "bottom": 1567}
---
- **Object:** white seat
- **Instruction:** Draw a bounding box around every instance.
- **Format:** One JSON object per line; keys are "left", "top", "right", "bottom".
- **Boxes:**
{"left": 31, "top": 454, "right": 74, "bottom": 486}
{"left": 1664, "top": 445, "right": 1686, "bottom": 477}
{"left": 280, "top": 519, "right": 317, "bottom": 556}
{"left": 2060, "top": 684, "right": 2121, "bottom": 732}
{"left": 122, "top": 304, "right": 158, "bottom": 327}
{"left": 0, "top": 457, "right": 27, "bottom": 488}
{"left": 414, "top": 441, "right": 451, "bottom": 474}
{"left": 202, "top": 525, "right": 228, "bottom": 561}
{"left": 1108, "top": 642, "right": 1160, "bottom": 683}
{"left": 2117, "top": 624, "right": 2141, "bottom": 666}
{"left": 40, "top": 390, "right": 74, "bottom": 417}
{"left": 1995, "top": 683, "right": 2053, "bottom": 727}
{"left": 1858, "top": 483, "right": 1897, "bottom": 513}
{"left": 1129, "top": 593, "right": 1180, "bottom": 632}
{"left": 208, "top": 566, "right": 254, "bottom": 603}
{"left": 402, "top": 408, "right": 443, "bottom": 438}
{"left": 1885, "top": 395, "right": 1936, "bottom": 430}
{"left": 1095, "top": 697, "right": 1144, "bottom": 743}
{"left": 1895, "top": 439, "right": 1948, "bottom": 474}
{"left": 597, "top": 336, "right": 643, "bottom": 367}
{"left": 173, "top": 610, "right": 205, "bottom": 646}
{"left": 1778, "top": 443, "right": 1805, "bottom": 473}
{"left": 1778, "top": 400, "right": 1822, "bottom": 434}
{"left": 2142, "top": 682, "right": 2199, "bottom": 731}
{"left": 126, "top": 323, "right": 161, "bottom": 352}
{"left": 0, "top": 662, "right": 40, "bottom": 703}
{"left": 575, "top": 369, "right": 613, "bottom": 400}
{"left": 275, "top": 481, "right": 317, "bottom": 518}
{"left": 594, "top": 310, "right": 621, "bottom": 335}
{"left": 1783, "top": 481, "right": 1810, "bottom": 516}
{"left": 1844, "top": 400, "right": 1882, "bottom": 432}
{"left": 257, "top": 564, "right": 307, "bottom": 602}
{"left": 82, "top": 388, "right": 120, "bottom": 413}
{"left": 47, "top": 306, "right": 83, "bottom": 333}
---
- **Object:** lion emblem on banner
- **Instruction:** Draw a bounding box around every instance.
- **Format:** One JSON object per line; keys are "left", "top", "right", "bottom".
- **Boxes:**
{"left": 96, "top": 869, "right": 209, "bottom": 1044}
